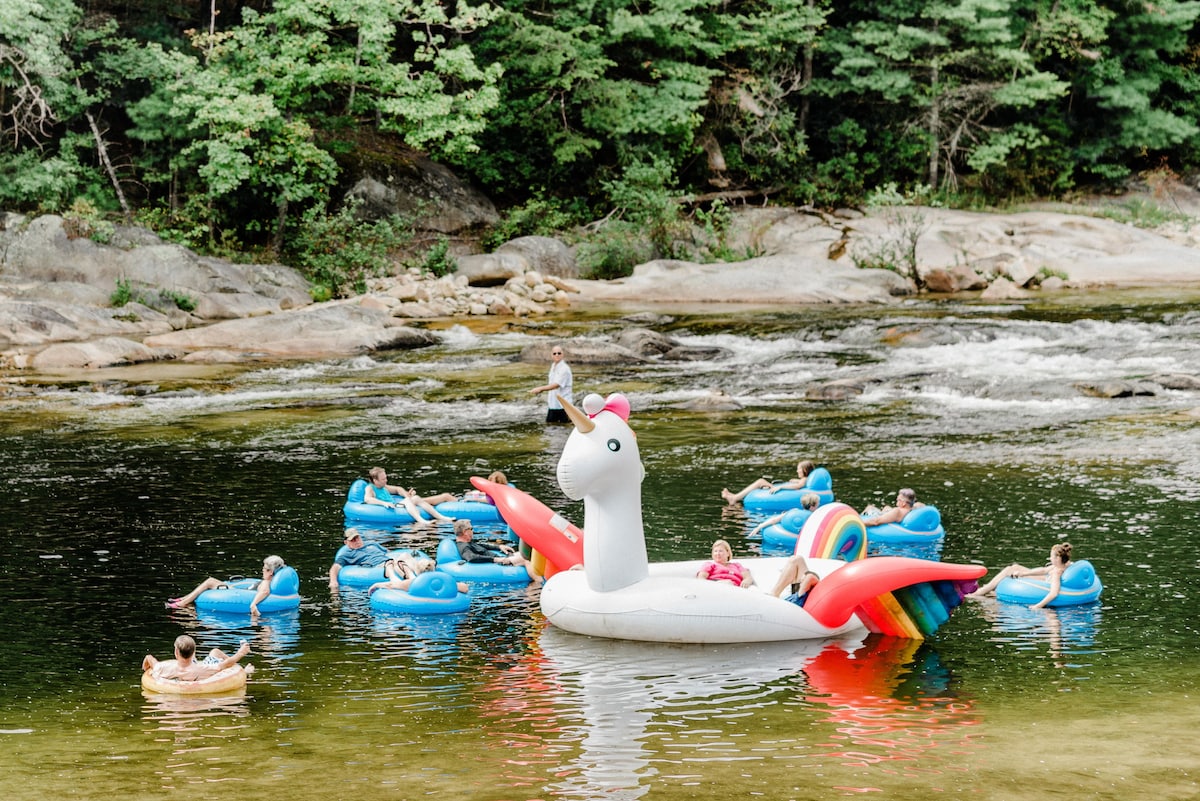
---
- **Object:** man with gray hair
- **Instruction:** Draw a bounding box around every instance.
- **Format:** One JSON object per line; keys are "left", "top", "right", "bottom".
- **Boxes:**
{"left": 862, "top": 488, "right": 918, "bottom": 527}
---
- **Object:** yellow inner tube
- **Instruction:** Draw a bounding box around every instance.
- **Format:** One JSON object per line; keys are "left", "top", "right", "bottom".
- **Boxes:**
{"left": 141, "top": 663, "right": 248, "bottom": 695}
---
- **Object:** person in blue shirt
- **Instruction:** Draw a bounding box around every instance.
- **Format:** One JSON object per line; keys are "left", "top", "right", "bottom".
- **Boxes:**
{"left": 328, "top": 528, "right": 389, "bottom": 588}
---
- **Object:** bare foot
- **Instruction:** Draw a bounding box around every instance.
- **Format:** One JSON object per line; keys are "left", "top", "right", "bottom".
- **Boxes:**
{"left": 721, "top": 488, "right": 737, "bottom": 505}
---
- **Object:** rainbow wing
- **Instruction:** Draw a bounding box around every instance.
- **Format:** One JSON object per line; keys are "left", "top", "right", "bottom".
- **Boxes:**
{"left": 798, "top": 502, "right": 868, "bottom": 561}
{"left": 804, "top": 556, "right": 985, "bottom": 639}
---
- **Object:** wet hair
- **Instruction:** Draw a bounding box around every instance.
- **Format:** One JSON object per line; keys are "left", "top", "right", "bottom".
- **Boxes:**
{"left": 898, "top": 488, "right": 916, "bottom": 505}
{"left": 801, "top": 492, "right": 820, "bottom": 511}
{"left": 174, "top": 635, "right": 196, "bottom": 659}
{"left": 711, "top": 539, "right": 733, "bottom": 559}
{"left": 1052, "top": 543, "right": 1072, "bottom": 564}
{"left": 798, "top": 460, "right": 816, "bottom": 477}
{"left": 263, "top": 555, "right": 285, "bottom": 573}
{"left": 454, "top": 519, "right": 473, "bottom": 536}
{"left": 487, "top": 471, "right": 508, "bottom": 484}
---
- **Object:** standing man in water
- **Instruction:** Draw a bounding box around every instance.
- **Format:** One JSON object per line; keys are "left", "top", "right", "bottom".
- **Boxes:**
{"left": 529, "top": 343, "right": 573, "bottom": 423}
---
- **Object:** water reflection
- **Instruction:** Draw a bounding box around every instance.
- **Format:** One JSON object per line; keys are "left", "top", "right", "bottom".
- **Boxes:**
{"left": 978, "top": 600, "right": 1102, "bottom": 668}
{"left": 140, "top": 689, "right": 250, "bottom": 732}
{"left": 801, "top": 636, "right": 980, "bottom": 782}
{"left": 529, "top": 629, "right": 860, "bottom": 800}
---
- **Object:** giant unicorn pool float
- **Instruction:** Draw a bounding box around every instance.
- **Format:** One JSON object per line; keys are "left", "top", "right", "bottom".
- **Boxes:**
{"left": 475, "top": 392, "right": 985, "bottom": 644}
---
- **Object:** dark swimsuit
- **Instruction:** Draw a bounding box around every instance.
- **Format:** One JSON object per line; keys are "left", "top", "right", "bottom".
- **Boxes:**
{"left": 784, "top": 571, "right": 819, "bottom": 607}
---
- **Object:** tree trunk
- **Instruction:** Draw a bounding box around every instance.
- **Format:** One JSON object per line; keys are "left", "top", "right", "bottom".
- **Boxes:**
{"left": 928, "top": 60, "right": 939, "bottom": 190}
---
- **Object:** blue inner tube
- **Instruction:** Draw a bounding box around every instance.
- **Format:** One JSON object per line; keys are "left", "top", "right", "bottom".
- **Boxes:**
{"left": 194, "top": 565, "right": 301, "bottom": 614}
{"left": 865, "top": 506, "right": 945, "bottom": 544}
{"left": 342, "top": 480, "right": 503, "bottom": 525}
{"left": 434, "top": 538, "right": 531, "bottom": 584}
{"left": 336, "top": 549, "right": 429, "bottom": 588}
{"left": 369, "top": 570, "right": 471, "bottom": 615}
{"left": 742, "top": 468, "right": 835, "bottom": 512}
{"left": 995, "top": 560, "right": 1103, "bottom": 607}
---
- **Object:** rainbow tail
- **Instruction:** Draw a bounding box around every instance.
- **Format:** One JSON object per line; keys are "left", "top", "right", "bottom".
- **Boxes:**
{"left": 804, "top": 557, "right": 985, "bottom": 640}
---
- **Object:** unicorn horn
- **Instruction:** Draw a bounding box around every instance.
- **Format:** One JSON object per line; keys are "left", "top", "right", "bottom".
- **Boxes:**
{"left": 558, "top": 395, "right": 595, "bottom": 433}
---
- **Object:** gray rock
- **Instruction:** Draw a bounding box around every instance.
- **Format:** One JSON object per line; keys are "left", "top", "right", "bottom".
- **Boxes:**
{"left": 30, "top": 336, "right": 165, "bottom": 369}
{"left": 1151, "top": 373, "right": 1200, "bottom": 390}
{"left": 663, "top": 345, "right": 730, "bottom": 362}
{"left": 495, "top": 236, "right": 577, "bottom": 278}
{"left": 1074, "top": 381, "right": 1158, "bottom": 398}
{"left": 518, "top": 340, "right": 645, "bottom": 365}
{"left": 343, "top": 153, "right": 499, "bottom": 233}
{"left": 567, "top": 254, "right": 911, "bottom": 304}
{"left": 672, "top": 389, "right": 743, "bottom": 411}
{"left": 143, "top": 303, "right": 438, "bottom": 359}
{"left": 805, "top": 379, "right": 867, "bottom": 401}
{"left": 455, "top": 252, "right": 528, "bottom": 286}
{"left": 614, "top": 328, "right": 677, "bottom": 357}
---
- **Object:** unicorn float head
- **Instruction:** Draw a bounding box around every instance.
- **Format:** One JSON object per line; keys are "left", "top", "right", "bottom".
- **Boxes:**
{"left": 557, "top": 392, "right": 648, "bottom": 592}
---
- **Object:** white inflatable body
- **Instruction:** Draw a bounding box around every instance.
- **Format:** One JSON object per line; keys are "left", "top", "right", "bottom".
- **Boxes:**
{"left": 540, "top": 556, "right": 860, "bottom": 643}
{"left": 542, "top": 393, "right": 984, "bottom": 644}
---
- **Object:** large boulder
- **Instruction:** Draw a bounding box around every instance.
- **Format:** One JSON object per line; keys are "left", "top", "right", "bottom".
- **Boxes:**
{"left": 0, "top": 215, "right": 312, "bottom": 312}
{"left": 495, "top": 236, "right": 577, "bottom": 278}
{"left": 143, "top": 303, "right": 439, "bottom": 359}
{"left": 342, "top": 153, "right": 499, "bottom": 234}
{"left": 567, "top": 255, "right": 912, "bottom": 304}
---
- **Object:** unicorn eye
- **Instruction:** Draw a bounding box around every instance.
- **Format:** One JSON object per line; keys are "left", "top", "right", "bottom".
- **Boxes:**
{"left": 607, "top": 438, "right": 621, "bottom": 452}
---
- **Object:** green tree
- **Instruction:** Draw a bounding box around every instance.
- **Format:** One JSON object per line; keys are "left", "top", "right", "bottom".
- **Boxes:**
{"left": 125, "top": 0, "right": 501, "bottom": 250}
{"left": 821, "top": 0, "right": 1068, "bottom": 191}
{"left": 0, "top": 0, "right": 89, "bottom": 208}
{"left": 1068, "top": 0, "right": 1200, "bottom": 181}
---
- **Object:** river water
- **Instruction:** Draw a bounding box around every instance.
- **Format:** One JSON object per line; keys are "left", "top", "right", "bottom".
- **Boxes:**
{"left": 1, "top": 289, "right": 1198, "bottom": 800}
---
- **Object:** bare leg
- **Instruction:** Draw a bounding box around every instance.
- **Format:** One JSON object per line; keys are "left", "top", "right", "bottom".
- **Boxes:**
{"left": 423, "top": 492, "right": 457, "bottom": 505}
{"left": 169, "top": 576, "right": 222, "bottom": 607}
{"left": 417, "top": 499, "right": 454, "bottom": 522}
{"left": 967, "top": 564, "right": 1027, "bottom": 598}
{"left": 722, "top": 478, "right": 771, "bottom": 505}
{"left": 769, "top": 555, "right": 809, "bottom": 597}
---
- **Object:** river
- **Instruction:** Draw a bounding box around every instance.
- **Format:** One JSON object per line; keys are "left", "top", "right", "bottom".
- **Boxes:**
{"left": 1, "top": 288, "right": 1198, "bottom": 800}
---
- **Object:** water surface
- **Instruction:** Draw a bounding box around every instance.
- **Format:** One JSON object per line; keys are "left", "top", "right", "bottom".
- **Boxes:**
{"left": 1, "top": 290, "right": 1198, "bottom": 799}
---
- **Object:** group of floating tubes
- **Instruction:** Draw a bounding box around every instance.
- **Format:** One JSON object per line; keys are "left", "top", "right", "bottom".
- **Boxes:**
{"left": 194, "top": 565, "right": 303, "bottom": 615}
{"left": 342, "top": 479, "right": 504, "bottom": 526}
{"left": 741, "top": 467, "right": 835, "bottom": 512}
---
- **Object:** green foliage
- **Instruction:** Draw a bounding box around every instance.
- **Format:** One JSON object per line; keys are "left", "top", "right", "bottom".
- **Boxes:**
{"left": 482, "top": 196, "right": 586, "bottom": 251}
{"left": 109, "top": 277, "right": 197, "bottom": 311}
{"left": 1092, "top": 198, "right": 1193, "bottom": 229}
{"left": 414, "top": 238, "right": 456, "bottom": 278}
{"left": 110, "top": 278, "right": 135, "bottom": 307}
{"left": 61, "top": 198, "right": 114, "bottom": 244}
{"left": 602, "top": 156, "right": 690, "bottom": 258}
{"left": 284, "top": 201, "right": 414, "bottom": 299}
{"left": 575, "top": 224, "right": 655, "bottom": 280}
{"left": 851, "top": 184, "right": 932, "bottom": 286}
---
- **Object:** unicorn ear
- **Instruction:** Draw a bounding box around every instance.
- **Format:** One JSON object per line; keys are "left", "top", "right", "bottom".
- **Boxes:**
{"left": 604, "top": 393, "right": 631, "bottom": 420}
{"left": 582, "top": 393, "right": 606, "bottom": 416}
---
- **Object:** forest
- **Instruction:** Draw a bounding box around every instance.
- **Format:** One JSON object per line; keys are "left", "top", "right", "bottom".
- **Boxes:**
{"left": 3, "top": 0, "right": 1199, "bottom": 292}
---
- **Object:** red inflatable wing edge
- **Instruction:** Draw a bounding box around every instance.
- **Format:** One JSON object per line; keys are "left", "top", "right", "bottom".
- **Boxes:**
{"left": 470, "top": 477, "right": 585, "bottom": 573}
{"left": 802, "top": 556, "right": 986, "bottom": 630}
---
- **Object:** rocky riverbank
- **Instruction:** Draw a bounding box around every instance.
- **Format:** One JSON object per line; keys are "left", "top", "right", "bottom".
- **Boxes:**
{"left": 4, "top": 190, "right": 1200, "bottom": 372}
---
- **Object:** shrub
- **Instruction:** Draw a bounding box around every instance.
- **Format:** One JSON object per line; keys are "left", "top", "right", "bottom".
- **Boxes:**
{"left": 285, "top": 200, "right": 414, "bottom": 298}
